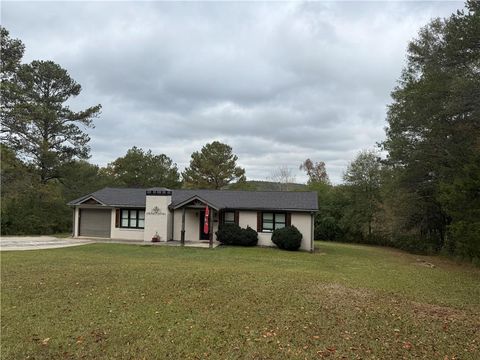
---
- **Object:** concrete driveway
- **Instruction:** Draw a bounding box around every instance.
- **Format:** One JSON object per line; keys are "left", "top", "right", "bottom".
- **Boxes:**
{"left": 0, "top": 236, "right": 92, "bottom": 251}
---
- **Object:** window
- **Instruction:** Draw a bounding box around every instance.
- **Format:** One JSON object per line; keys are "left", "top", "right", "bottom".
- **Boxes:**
{"left": 274, "top": 213, "right": 286, "bottom": 229}
{"left": 120, "top": 209, "right": 145, "bottom": 229}
{"left": 224, "top": 211, "right": 235, "bottom": 224}
{"left": 262, "top": 212, "right": 286, "bottom": 232}
{"left": 137, "top": 211, "right": 145, "bottom": 228}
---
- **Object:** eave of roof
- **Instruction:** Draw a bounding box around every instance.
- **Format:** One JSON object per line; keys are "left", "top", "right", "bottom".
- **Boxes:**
{"left": 68, "top": 187, "right": 319, "bottom": 212}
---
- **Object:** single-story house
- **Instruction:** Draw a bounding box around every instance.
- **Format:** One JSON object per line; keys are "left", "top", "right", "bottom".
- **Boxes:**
{"left": 68, "top": 187, "right": 318, "bottom": 251}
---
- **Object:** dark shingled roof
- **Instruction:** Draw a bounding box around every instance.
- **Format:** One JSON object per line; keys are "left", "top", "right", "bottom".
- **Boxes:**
{"left": 68, "top": 188, "right": 147, "bottom": 207}
{"left": 171, "top": 189, "right": 318, "bottom": 211}
{"left": 68, "top": 187, "right": 318, "bottom": 212}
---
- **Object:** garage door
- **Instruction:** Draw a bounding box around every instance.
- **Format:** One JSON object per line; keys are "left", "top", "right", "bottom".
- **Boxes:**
{"left": 79, "top": 209, "right": 111, "bottom": 238}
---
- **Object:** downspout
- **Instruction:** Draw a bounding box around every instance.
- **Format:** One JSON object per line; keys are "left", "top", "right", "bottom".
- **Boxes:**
{"left": 310, "top": 211, "right": 315, "bottom": 253}
{"left": 181, "top": 207, "right": 186, "bottom": 246}
{"left": 171, "top": 209, "right": 175, "bottom": 241}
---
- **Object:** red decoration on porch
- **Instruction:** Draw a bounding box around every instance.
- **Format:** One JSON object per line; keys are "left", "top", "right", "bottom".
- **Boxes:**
{"left": 203, "top": 206, "right": 209, "bottom": 234}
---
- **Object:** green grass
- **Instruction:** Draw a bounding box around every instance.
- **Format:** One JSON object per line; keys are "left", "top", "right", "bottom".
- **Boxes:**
{"left": 2, "top": 241, "right": 479, "bottom": 359}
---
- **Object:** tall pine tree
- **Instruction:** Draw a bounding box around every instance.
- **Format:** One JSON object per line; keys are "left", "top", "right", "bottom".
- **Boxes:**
{"left": 1, "top": 55, "right": 101, "bottom": 182}
{"left": 382, "top": 1, "right": 480, "bottom": 258}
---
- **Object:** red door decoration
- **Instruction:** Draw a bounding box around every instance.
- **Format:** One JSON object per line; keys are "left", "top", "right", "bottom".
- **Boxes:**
{"left": 203, "top": 206, "right": 209, "bottom": 234}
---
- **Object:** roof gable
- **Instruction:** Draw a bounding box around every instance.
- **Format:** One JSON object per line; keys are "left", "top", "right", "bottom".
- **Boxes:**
{"left": 79, "top": 196, "right": 104, "bottom": 205}
{"left": 171, "top": 194, "right": 220, "bottom": 210}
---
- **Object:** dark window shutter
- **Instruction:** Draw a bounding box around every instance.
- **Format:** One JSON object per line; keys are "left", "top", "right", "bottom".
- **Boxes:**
{"left": 257, "top": 211, "right": 262, "bottom": 232}
{"left": 115, "top": 209, "right": 120, "bottom": 228}
{"left": 234, "top": 210, "right": 239, "bottom": 225}
{"left": 286, "top": 213, "right": 292, "bottom": 226}
{"left": 218, "top": 211, "right": 224, "bottom": 225}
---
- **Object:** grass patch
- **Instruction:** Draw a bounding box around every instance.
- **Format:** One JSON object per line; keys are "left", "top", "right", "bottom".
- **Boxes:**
{"left": 1, "top": 241, "right": 479, "bottom": 359}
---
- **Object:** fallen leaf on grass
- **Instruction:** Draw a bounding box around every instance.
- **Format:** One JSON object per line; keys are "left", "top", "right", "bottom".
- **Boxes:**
{"left": 316, "top": 350, "right": 331, "bottom": 358}
{"left": 91, "top": 330, "right": 108, "bottom": 343}
{"left": 41, "top": 338, "right": 50, "bottom": 346}
{"left": 403, "top": 341, "right": 412, "bottom": 350}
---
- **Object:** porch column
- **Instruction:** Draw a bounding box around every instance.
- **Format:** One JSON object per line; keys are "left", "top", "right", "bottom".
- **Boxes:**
{"left": 72, "top": 207, "right": 76, "bottom": 237}
{"left": 209, "top": 206, "right": 213, "bottom": 248}
{"left": 73, "top": 207, "right": 80, "bottom": 237}
{"left": 181, "top": 207, "right": 186, "bottom": 246}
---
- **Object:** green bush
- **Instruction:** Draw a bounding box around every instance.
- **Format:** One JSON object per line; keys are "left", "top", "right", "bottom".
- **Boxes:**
{"left": 315, "top": 216, "right": 342, "bottom": 241}
{"left": 446, "top": 221, "right": 480, "bottom": 262}
{"left": 216, "top": 223, "right": 258, "bottom": 246}
{"left": 362, "top": 233, "right": 390, "bottom": 246}
{"left": 392, "top": 234, "right": 437, "bottom": 255}
{"left": 241, "top": 226, "right": 258, "bottom": 246}
{"left": 271, "top": 226, "right": 302, "bottom": 251}
{"left": 216, "top": 223, "right": 240, "bottom": 245}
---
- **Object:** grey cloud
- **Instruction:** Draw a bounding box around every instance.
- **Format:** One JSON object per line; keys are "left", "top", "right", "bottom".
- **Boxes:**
{"left": 2, "top": 1, "right": 463, "bottom": 183}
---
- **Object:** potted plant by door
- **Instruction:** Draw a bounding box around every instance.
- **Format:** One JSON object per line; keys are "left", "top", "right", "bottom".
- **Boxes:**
{"left": 151, "top": 232, "right": 161, "bottom": 242}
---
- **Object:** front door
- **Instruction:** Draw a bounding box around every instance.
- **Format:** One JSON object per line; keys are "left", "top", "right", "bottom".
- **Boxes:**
{"left": 199, "top": 210, "right": 210, "bottom": 240}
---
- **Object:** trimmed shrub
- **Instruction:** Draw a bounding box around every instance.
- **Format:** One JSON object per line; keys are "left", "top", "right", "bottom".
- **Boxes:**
{"left": 216, "top": 223, "right": 241, "bottom": 245}
{"left": 271, "top": 225, "right": 302, "bottom": 251}
{"left": 240, "top": 226, "right": 258, "bottom": 246}
{"left": 216, "top": 223, "right": 258, "bottom": 246}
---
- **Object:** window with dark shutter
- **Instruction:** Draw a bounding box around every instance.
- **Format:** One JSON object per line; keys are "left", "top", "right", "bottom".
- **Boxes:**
{"left": 119, "top": 209, "right": 145, "bottom": 229}
{"left": 260, "top": 212, "right": 287, "bottom": 232}
{"left": 224, "top": 211, "right": 235, "bottom": 224}
{"left": 115, "top": 209, "right": 120, "bottom": 228}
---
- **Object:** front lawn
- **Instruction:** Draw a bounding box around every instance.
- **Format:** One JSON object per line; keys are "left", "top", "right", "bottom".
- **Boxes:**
{"left": 1, "top": 242, "right": 479, "bottom": 359}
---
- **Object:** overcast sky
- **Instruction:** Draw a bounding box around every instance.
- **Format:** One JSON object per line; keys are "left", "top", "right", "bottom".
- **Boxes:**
{"left": 2, "top": 1, "right": 463, "bottom": 183}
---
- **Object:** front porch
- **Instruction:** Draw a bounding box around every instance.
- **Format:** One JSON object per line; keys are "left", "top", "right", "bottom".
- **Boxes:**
{"left": 171, "top": 195, "right": 222, "bottom": 248}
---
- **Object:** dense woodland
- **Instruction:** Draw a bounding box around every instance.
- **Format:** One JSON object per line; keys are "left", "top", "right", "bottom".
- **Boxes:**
{"left": 1, "top": 2, "right": 479, "bottom": 262}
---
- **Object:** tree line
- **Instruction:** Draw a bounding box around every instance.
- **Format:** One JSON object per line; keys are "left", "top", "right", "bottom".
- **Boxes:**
{"left": 1, "top": 2, "right": 479, "bottom": 262}
{"left": 311, "top": 2, "right": 479, "bottom": 263}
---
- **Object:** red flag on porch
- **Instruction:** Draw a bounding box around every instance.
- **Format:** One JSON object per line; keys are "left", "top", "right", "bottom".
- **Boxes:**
{"left": 203, "top": 206, "right": 209, "bottom": 234}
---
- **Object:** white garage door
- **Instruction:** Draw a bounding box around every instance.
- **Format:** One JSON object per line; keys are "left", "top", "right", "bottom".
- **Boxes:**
{"left": 79, "top": 209, "right": 111, "bottom": 238}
